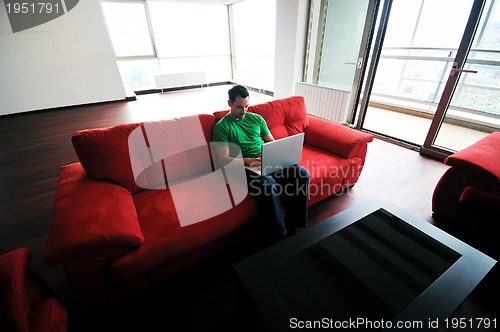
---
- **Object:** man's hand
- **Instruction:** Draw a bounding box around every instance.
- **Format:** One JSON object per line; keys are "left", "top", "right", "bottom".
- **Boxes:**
{"left": 244, "top": 157, "right": 262, "bottom": 167}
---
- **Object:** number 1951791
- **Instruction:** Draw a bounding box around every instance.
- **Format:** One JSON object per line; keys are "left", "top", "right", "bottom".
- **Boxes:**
{"left": 444, "top": 318, "right": 497, "bottom": 329}
{"left": 6, "top": 2, "right": 60, "bottom": 14}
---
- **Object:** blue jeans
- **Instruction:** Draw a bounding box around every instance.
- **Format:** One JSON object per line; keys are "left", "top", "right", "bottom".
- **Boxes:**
{"left": 247, "top": 164, "right": 310, "bottom": 240}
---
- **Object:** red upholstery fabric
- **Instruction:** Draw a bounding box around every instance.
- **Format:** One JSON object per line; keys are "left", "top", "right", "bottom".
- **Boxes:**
{"left": 300, "top": 145, "right": 359, "bottom": 206}
{"left": 0, "top": 248, "right": 30, "bottom": 332}
{"left": 72, "top": 122, "right": 142, "bottom": 193}
{"left": 444, "top": 132, "right": 500, "bottom": 191}
{"left": 72, "top": 114, "right": 216, "bottom": 193}
{"left": 305, "top": 116, "right": 374, "bottom": 159}
{"left": 433, "top": 132, "right": 500, "bottom": 237}
{"left": 135, "top": 114, "right": 216, "bottom": 187}
{"left": 432, "top": 167, "right": 485, "bottom": 228}
{"left": 28, "top": 299, "right": 67, "bottom": 332}
{"left": 248, "top": 96, "right": 309, "bottom": 139}
{"left": 0, "top": 248, "right": 67, "bottom": 332}
{"left": 64, "top": 247, "right": 150, "bottom": 306}
{"left": 109, "top": 187, "right": 260, "bottom": 281}
{"left": 460, "top": 186, "right": 500, "bottom": 214}
{"left": 45, "top": 163, "right": 144, "bottom": 265}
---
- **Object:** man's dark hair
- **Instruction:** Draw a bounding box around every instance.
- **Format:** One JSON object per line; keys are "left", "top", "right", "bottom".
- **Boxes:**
{"left": 228, "top": 85, "right": 249, "bottom": 103}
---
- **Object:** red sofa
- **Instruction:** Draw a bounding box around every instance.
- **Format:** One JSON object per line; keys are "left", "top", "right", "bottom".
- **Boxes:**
{"left": 44, "top": 96, "right": 374, "bottom": 305}
{"left": 432, "top": 132, "right": 500, "bottom": 250}
{"left": 0, "top": 248, "right": 67, "bottom": 332}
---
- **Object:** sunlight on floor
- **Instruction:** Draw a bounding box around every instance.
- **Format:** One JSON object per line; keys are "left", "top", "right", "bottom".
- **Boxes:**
{"left": 126, "top": 85, "right": 274, "bottom": 123}
{"left": 363, "top": 107, "right": 490, "bottom": 151}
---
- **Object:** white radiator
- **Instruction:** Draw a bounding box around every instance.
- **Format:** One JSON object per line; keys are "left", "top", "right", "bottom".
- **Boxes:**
{"left": 154, "top": 72, "right": 207, "bottom": 89}
{"left": 294, "top": 82, "right": 351, "bottom": 124}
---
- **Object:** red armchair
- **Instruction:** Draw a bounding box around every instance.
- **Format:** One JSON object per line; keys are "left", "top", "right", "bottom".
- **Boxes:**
{"left": 0, "top": 248, "right": 67, "bottom": 332}
{"left": 432, "top": 132, "right": 500, "bottom": 250}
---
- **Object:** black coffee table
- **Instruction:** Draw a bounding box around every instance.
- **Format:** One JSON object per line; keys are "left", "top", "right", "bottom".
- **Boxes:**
{"left": 233, "top": 200, "right": 496, "bottom": 331}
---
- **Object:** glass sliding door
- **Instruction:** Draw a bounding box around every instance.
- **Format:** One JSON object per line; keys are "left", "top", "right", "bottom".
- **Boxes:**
{"left": 422, "top": 0, "right": 500, "bottom": 157}
{"left": 360, "top": 0, "right": 476, "bottom": 146}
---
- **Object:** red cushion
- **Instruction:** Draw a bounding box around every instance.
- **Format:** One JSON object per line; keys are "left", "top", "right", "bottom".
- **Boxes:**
{"left": 249, "top": 96, "right": 309, "bottom": 139}
{"left": 305, "top": 116, "right": 374, "bottom": 159}
{"left": 72, "top": 114, "right": 216, "bottom": 193}
{"left": 72, "top": 122, "right": 142, "bottom": 193}
{"left": 445, "top": 132, "right": 500, "bottom": 190}
{"left": 132, "top": 114, "right": 216, "bottom": 188}
{"left": 214, "top": 96, "right": 309, "bottom": 139}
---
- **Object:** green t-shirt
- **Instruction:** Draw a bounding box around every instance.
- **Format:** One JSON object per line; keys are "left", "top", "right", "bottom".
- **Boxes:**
{"left": 213, "top": 112, "right": 271, "bottom": 158}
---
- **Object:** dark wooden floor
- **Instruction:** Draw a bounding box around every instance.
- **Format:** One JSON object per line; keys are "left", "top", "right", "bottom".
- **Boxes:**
{"left": 0, "top": 86, "right": 497, "bottom": 331}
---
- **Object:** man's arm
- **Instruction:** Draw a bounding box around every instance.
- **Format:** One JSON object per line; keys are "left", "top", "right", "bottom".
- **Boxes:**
{"left": 263, "top": 133, "right": 275, "bottom": 143}
{"left": 214, "top": 145, "right": 261, "bottom": 167}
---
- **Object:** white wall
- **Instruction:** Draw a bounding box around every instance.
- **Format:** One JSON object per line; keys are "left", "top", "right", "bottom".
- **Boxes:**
{"left": 274, "top": 0, "right": 309, "bottom": 98}
{"left": 0, "top": 0, "right": 126, "bottom": 116}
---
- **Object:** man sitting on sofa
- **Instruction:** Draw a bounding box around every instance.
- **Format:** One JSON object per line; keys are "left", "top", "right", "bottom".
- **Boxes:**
{"left": 212, "top": 85, "right": 310, "bottom": 241}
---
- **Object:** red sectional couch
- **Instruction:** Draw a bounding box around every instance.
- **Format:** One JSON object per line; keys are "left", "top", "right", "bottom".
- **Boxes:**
{"left": 44, "top": 96, "right": 374, "bottom": 305}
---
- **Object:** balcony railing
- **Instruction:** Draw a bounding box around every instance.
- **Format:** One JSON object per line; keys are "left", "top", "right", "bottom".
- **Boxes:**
{"left": 370, "top": 47, "right": 500, "bottom": 130}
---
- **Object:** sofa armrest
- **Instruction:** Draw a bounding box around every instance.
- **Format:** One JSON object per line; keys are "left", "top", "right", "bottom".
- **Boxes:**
{"left": 304, "top": 116, "right": 374, "bottom": 159}
{"left": 44, "top": 163, "right": 144, "bottom": 266}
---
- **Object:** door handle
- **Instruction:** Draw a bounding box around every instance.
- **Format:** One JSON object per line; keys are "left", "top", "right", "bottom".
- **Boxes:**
{"left": 344, "top": 58, "right": 363, "bottom": 69}
{"left": 450, "top": 68, "right": 478, "bottom": 77}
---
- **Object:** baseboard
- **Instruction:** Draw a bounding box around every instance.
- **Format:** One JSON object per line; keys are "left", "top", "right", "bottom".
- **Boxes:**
{"left": 0, "top": 98, "right": 130, "bottom": 119}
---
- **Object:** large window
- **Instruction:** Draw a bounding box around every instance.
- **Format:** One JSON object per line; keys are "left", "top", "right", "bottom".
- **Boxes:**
{"left": 371, "top": 0, "right": 500, "bottom": 117}
{"left": 101, "top": 0, "right": 275, "bottom": 92}
{"left": 148, "top": 1, "right": 231, "bottom": 83}
{"left": 101, "top": 2, "right": 154, "bottom": 57}
{"left": 101, "top": 1, "right": 159, "bottom": 90}
{"left": 232, "top": 0, "right": 276, "bottom": 92}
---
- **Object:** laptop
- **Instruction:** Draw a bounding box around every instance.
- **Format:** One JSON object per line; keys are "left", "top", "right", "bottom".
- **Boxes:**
{"left": 245, "top": 132, "right": 305, "bottom": 176}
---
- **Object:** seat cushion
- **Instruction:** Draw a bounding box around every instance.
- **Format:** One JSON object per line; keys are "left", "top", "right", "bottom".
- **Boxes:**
{"left": 109, "top": 186, "right": 259, "bottom": 281}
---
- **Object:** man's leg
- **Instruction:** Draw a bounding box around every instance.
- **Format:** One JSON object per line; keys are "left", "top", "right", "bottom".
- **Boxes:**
{"left": 247, "top": 174, "right": 287, "bottom": 241}
{"left": 274, "top": 165, "right": 310, "bottom": 234}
